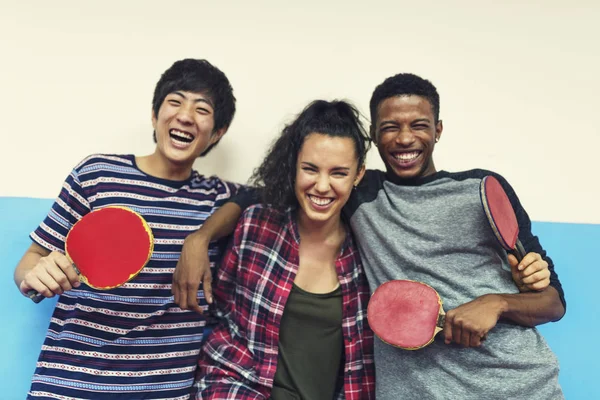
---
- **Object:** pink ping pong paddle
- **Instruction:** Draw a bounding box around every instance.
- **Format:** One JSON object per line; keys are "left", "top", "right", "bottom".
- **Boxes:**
{"left": 480, "top": 176, "right": 526, "bottom": 261}
{"left": 368, "top": 280, "right": 445, "bottom": 350}
{"left": 28, "top": 206, "right": 154, "bottom": 303}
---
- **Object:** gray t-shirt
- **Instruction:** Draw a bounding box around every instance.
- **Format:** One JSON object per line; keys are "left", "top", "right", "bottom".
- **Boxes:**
{"left": 344, "top": 169, "right": 565, "bottom": 400}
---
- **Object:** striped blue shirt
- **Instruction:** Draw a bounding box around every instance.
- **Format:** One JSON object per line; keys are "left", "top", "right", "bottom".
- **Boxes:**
{"left": 28, "top": 154, "right": 239, "bottom": 400}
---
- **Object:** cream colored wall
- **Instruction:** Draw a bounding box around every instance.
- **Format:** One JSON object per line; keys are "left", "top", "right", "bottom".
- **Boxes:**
{"left": 1, "top": 0, "right": 598, "bottom": 223}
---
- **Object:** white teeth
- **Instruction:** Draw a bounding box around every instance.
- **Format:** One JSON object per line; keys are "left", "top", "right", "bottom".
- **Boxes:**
{"left": 170, "top": 129, "right": 194, "bottom": 141}
{"left": 394, "top": 151, "right": 420, "bottom": 161}
{"left": 308, "top": 195, "right": 333, "bottom": 206}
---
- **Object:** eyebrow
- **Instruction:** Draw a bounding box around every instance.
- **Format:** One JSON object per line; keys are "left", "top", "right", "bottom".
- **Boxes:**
{"left": 378, "top": 120, "right": 398, "bottom": 127}
{"left": 171, "top": 91, "right": 214, "bottom": 108}
{"left": 379, "top": 117, "right": 431, "bottom": 127}
{"left": 300, "top": 161, "right": 351, "bottom": 171}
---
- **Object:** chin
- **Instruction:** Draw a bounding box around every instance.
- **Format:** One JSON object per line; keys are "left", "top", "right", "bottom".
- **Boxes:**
{"left": 301, "top": 208, "right": 335, "bottom": 224}
{"left": 164, "top": 148, "right": 196, "bottom": 164}
{"left": 386, "top": 166, "right": 417, "bottom": 180}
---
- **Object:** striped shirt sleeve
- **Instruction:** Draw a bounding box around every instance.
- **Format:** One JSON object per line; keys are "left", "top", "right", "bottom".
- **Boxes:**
{"left": 30, "top": 162, "right": 91, "bottom": 253}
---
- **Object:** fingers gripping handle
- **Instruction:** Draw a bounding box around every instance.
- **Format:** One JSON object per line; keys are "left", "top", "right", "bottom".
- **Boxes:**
{"left": 26, "top": 264, "right": 81, "bottom": 304}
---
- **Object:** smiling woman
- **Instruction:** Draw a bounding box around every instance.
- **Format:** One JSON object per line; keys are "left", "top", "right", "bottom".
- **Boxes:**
{"left": 193, "top": 100, "right": 375, "bottom": 400}
{"left": 294, "top": 134, "right": 364, "bottom": 230}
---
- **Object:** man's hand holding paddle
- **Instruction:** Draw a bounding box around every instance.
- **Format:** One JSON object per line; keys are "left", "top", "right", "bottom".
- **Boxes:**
{"left": 16, "top": 206, "right": 154, "bottom": 304}
{"left": 17, "top": 247, "right": 80, "bottom": 300}
{"left": 443, "top": 252, "right": 551, "bottom": 348}
{"left": 510, "top": 252, "right": 550, "bottom": 292}
{"left": 443, "top": 293, "right": 504, "bottom": 348}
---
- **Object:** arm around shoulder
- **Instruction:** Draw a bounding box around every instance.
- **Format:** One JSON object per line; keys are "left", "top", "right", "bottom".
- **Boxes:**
{"left": 173, "top": 202, "right": 243, "bottom": 312}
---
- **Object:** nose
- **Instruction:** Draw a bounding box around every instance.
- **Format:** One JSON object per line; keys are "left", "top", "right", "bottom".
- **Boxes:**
{"left": 314, "top": 173, "right": 331, "bottom": 193}
{"left": 176, "top": 105, "right": 194, "bottom": 125}
{"left": 395, "top": 126, "right": 416, "bottom": 146}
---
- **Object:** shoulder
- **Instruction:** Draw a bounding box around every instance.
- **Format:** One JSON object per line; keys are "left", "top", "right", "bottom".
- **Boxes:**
{"left": 439, "top": 169, "right": 516, "bottom": 194}
{"left": 70, "top": 154, "right": 138, "bottom": 180}
{"left": 349, "top": 169, "right": 386, "bottom": 202}
{"left": 441, "top": 168, "right": 507, "bottom": 183}
{"left": 241, "top": 204, "right": 287, "bottom": 226}
{"left": 63, "top": 154, "right": 139, "bottom": 187}
{"left": 234, "top": 204, "right": 290, "bottom": 246}
{"left": 361, "top": 169, "right": 387, "bottom": 189}
{"left": 189, "top": 173, "right": 243, "bottom": 194}
{"left": 73, "top": 154, "right": 135, "bottom": 171}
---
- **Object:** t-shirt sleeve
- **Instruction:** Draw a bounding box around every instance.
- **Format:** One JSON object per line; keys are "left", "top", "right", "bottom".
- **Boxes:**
{"left": 495, "top": 173, "right": 566, "bottom": 313}
{"left": 30, "top": 165, "right": 91, "bottom": 253}
{"left": 228, "top": 186, "right": 261, "bottom": 210}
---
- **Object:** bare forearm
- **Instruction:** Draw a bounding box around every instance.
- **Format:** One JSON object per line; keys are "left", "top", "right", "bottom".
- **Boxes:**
{"left": 174, "top": 202, "right": 242, "bottom": 309}
{"left": 189, "top": 202, "right": 242, "bottom": 243}
{"left": 493, "top": 286, "right": 565, "bottom": 327}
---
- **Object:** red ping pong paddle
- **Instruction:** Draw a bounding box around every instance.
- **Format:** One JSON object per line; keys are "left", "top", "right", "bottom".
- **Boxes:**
{"left": 28, "top": 206, "right": 154, "bottom": 303}
{"left": 368, "top": 280, "right": 445, "bottom": 350}
{"left": 480, "top": 176, "right": 526, "bottom": 261}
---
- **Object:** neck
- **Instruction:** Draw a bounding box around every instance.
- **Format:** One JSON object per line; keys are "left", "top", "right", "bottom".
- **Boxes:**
{"left": 297, "top": 211, "right": 345, "bottom": 247}
{"left": 136, "top": 151, "right": 193, "bottom": 181}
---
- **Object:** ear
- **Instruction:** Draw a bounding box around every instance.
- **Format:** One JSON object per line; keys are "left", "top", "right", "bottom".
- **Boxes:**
{"left": 151, "top": 109, "right": 157, "bottom": 130}
{"left": 435, "top": 120, "right": 443, "bottom": 142}
{"left": 355, "top": 163, "right": 367, "bottom": 186}
{"left": 369, "top": 124, "right": 377, "bottom": 144}
{"left": 208, "top": 126, "right": 228, "bottom": 146}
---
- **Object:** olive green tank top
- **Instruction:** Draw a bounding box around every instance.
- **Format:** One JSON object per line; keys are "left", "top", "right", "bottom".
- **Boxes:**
{"left": 271, "top": 283, "right": 343, "bottom": 400}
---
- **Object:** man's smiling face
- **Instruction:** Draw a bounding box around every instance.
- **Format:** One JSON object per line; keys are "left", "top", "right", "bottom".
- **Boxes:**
{"left": 373, "top": 95, "right": 443, "bottom": 180}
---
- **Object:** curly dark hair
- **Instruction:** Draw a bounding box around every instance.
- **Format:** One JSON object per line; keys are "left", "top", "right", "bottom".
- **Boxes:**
{"left": 369, "top": 73, "right": 440, "bottom": 128}
{"left": 250, "top": 100, "right": 371, "bottom": 211}
{"left": 152, "top": 58, "right": 236, "bottom": 156}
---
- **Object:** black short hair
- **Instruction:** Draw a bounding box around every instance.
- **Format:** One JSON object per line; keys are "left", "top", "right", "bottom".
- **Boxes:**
{"left": 369, "top": 73, "right": 440, "bottom": 125}
{"left": 152, "top": 59, "right": 236, "bottom": 156}
{"left": 250, "top": 100, "right": 371, "bottom": 211}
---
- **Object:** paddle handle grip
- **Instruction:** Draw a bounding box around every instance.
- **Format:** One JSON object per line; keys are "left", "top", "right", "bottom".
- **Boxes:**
{"left": 436, "top": 309, "right": 487, "bottom": 342}
{"left": 27, "top": 290, "right": 45, "bottom": 304}
{"left": 437, "top": 313, "right": 445, "bottom": 328}
{"left": 513, "top": 239, "right": 526, "bottom": 262}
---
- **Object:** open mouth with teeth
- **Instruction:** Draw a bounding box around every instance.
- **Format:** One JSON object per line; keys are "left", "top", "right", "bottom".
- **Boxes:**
{"left": 307, "top": 194, "right": 334, "bottom": 208}
{"left": 169, "top": 129, "right": 195, "bottom": 144}
{"left": 392, "top": 150, "right": 422, "bottom": 165}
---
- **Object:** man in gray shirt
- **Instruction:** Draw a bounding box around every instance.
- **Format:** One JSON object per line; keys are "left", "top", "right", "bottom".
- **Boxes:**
{"left": 175, "top": 74, "right": 565, "bottom": 399}
{"left": 341, "top": 73, "right": 565, "bottom": 399}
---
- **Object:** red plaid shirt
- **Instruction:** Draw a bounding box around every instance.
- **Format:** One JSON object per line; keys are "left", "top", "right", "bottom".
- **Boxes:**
{"left": 193, "top": 204, "right": 375, "bottom": 399}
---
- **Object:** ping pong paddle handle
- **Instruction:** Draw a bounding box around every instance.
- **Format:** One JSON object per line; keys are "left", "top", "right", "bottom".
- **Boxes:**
{"left": 27, "top": 290, "right": 45, "bottom": 304}
{"left": 26, "top": 264, "right": 81, "bottom": 304}
{"left": 437, "top": 309, "right": 488, "bottom": 343}
{"left": 513, "top": 239, "right": 526, "bottom": 262}
{"left": 437, "top": 311, "right": 446, "bottom": 328}
{"left": 434, "top": 308, "right": 446, "bottom": 337}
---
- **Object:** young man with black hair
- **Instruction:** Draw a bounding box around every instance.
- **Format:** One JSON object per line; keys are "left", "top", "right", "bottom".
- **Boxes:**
{"left": 14, "top": 58, "right": 240, "bottom": 399}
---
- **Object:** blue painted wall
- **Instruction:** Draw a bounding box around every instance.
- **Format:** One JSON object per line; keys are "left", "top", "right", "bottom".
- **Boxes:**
{"left": 1, "top": 197, "right": 597, "bottom": 399}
